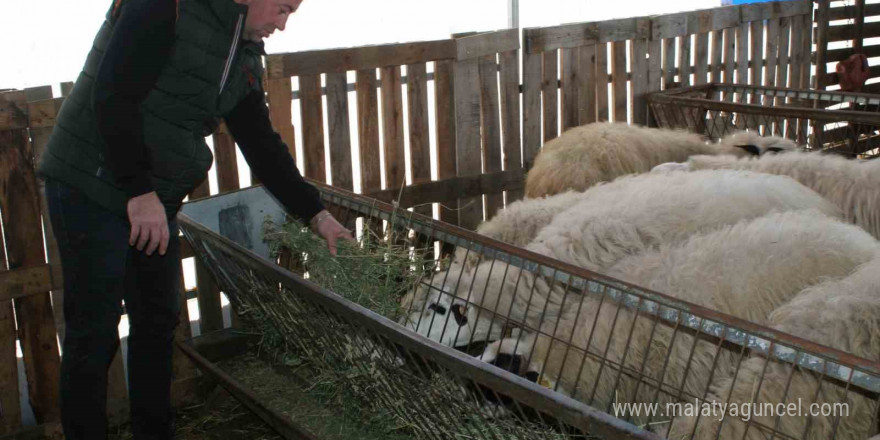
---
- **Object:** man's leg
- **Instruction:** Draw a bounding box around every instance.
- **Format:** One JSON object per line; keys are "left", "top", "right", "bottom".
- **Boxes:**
{"left": 124, "top": 218, "right": 181, "bottom": 440}
{"left": 46, "top": 179, "right": 129, "bottom": 440}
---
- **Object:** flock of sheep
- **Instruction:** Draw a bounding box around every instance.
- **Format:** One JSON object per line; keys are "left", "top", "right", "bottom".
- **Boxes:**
{"left": 398, "top": 122, "right": 880, "bottom": 440}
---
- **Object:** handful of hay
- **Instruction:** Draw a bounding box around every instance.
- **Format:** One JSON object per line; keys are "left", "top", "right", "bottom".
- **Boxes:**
{"left": 262, "top": 215, "right": 434, "bottom": 320}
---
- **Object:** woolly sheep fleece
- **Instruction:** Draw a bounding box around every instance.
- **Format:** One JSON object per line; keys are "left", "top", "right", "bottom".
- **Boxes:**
{"left": 523, "top": 122, "right": 798, "bottom": 198}
{"left": 686, "top": 152, "right": 880, "bottom": 240}
{"left": 403, "top": 170, "right": 840, "bottom": 348}
{"left": 479, "top": 210, "right": 878, "bottom": 429}
{"left": 667, "top": 255, "right": 880, "bottom": 440}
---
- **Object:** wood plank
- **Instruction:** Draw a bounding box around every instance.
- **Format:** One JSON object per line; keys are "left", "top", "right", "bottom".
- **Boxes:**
{"left": 0, "top": 91, "right": 28, "bottom": 131}
{"left": 651, "top": 6, "right": 741, "bottom": 40}
{"left": 678, "top": 34, "right": 692, "bottom": 86}
{"left": 0, "top": 265, "right": 63, "bottom": 302}
{"left": 356, "top": 69, "right": 382, "bottom": 193}
{"left": 380, "top": 66, "right": 405, "bottom": 190}
{"left": 824, "top": 44, "right": 880, "bottom": 64}
{"left": 59, "top": 82, "right": 74, "bottom": 97}
{"left": 710, "top": 30, "right": 724, "bottom": 83}
{"left": 611, "top": 41, "right": 628, "bottom": 123}
{"left": 578, "top": 44, "right": 598, "bottom": 125}
{"left": 631, "top": 39, "right": 650, "bottom": 126}
{"left": 433, "top": 60, "right": 458, "bottom": 225}
{"left": 765, "top": 17, "right": 781, "bottom": 91}
{"left": 406, "top": 64, "right": 430, "bottom": 186}
{"left": 525, "top": 17, "right": 650, "bottom": 53}
{"left": 777, "top": 17, "right": 792, "bottom": 90}
{"left": 453, "top": 58, "right": 484, "bottom": 230}
{"left": 647, "top": 39, "right": 663, "bottom": 126}
{"left": 522, "top": 50, "right": 542, "bottom": 170}
{"left": 853, "top": 0, "right": 866, "bottom": 52}
{"left": 825, "top": 21, "right": 880, "bottom": 43}
{"left": 364, "top": 169, "right": 525, "bottom": 208}
{"left": 266, "top": 77, "right": 296, "bottom": 164}
{"left": 723, "top": 27, "right": 736, "bottom": 87}
{"left": 479, "top": 55, "right": 503, "bottom": 220}
{"left": 189, "top": 181, "right": 223, "bottom": 335}
{"left": 0, "top": 127, "right": 60, "bottom": 424}
{"left": 596, "top": 44, "right": 610, "bottom": 121}
{"left": 663, "top": 38, "right": 676, "bottom": 88}
{"left": 542, "top": 49, "right": 559, "bottom": 141}
{"left": 826, "top": 2, "right": 880, "bottom": 20}
{"left": 694, "top": 32, "right": 710, "bottom": 85}
{"left": 740, "top": 0, "right": 812, "bottom": 22}
{"left": 560, "top": 48, "right": 579, "bottom": 132}
{"left": 265, "top": 39, "right": 456, "bottom": 77}
{"left": 498, "top": 50, "right": 523, "bottom": 203}
{"left": 298, "top": 74, "right": 326, "bottom": 181}
{"left": 325, "top": 72, "right": 353, "bottom": 191}
{"left": 815, "top": 0, "right": 831, "bottom": 89}
{"left": 750, "top": 20, "right": 764, "bottom": 92}
{"left": 456, "top": 29, "right": 519, "bottom": 61}
{"left": 212, "top": 123, "right": 239, "bottom": 193}
{"left": 737, "top": 23, "right": 749, "bottom": 88}
{"left": 0, "top": 285, "right": 21, "bottom": 435}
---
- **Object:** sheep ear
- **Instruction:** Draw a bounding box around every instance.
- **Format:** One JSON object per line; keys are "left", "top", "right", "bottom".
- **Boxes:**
{"left": 451, "top": 304, "right": 468, "bottom": 326}
{"left": 735, "top": 144, "right": 762, "bottom": 156}
{"left": 491, "top": 353, "right": 522, "bottom": 374}
{"left": 524, "top": 371, "right": 540, "bottom": 383}
{"left": 766, "top": 147, "right": 785, "bottom": 154}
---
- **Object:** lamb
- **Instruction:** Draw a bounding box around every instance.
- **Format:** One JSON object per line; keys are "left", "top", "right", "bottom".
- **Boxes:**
{"left": 666, "top": 255, "right": 880, "bottom": 440}
{"left": 654, "top": 151, "right": 880, "bottom": 239}
{"left": 524, "top": 122, "right": 797, "bottom": 199}
{"left": 403, "top": 170, "right": 840, "bottom": 348}
{"left": 478, "top": 210, "right": 878, "bottom": 429}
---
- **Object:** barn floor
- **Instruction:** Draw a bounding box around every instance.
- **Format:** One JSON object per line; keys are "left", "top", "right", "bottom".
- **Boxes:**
{"left": 109, "top": 348, "right": 413, "bottom": 440}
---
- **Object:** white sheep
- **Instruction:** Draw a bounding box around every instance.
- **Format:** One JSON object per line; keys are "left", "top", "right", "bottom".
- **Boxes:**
{"left": 479, "top": 210, "right": 878, "bottom": 429}
{"left": 403, "top": 170, "right": 840, "bottom": 348}
{"left": 654, "top": 151, "right": 880, "bottom": 240}
{"left": 524, "top": 122, "right": 797, "bottom": 199}
{"left": 667, "top": 255, "right": 880, "bottom": 440}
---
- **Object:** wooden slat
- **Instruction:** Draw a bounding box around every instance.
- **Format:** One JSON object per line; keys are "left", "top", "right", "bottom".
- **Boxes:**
{"left": 0, "top": 265, "right": 63, "bottom": 302}
{"left": 750, "top": 20, "right": 764, "bottom": 91}
{"left": 0, "top": 91, "right": 28, "bottom": 131}
{"left": 560, "top": 48, "right": 579, "bottom": 131}
{"left": 647, "top": 39, "right": 663, "bottom": 125}
{"left": 299, "top": 74, "right": 326, "bottom": 181}
{"left": 59, "top": 81, "right": 74, "bottom": 97}
{"left": 826, "top": 21, "right": 880, "bottom": 43}
{"left": 265, "top": 39, "right": 456, "bottom": 77}
{"left": 0, "top": 280, "right": 21, "bottom": 435}
{"left": 189, "top": 181, "right": 223, "bottom": 335}
{"left": 826, "top": 2, "right": 880, "bottom": 20}
{"left": 266, "top": 77, "right": 296, "bottom": 163}
{"left": 710, "top": 30, "right": 724, "bottom": 83}
{"left": 815, "top": 0, "right": 831, "bottom": 89}
{"left": 212, "top": 123, "right": 239, "bottom": 193}
{"left": 631, "top": 39, "right": 650, "bottom": 126}
{"left": 525, "top": 17, "right": 650, "bottom": 53}
{"left": 611, "top": 42, "right": 628, "bottom": 123}
{"left": 356, "top": 69, "right": 382, "bottom": 193}
{"left": 453, "top": 58, "right": 484, "bottom": 230}
{"left": 678, "top": 34, "right": 692, "bottom": 86}
{"left": 694, "top": 32, "right": 710, "bottom": 84}
{"left": 663, "top": 38, "right": 676, "bottom": 88}
{"left": 456, "top": 29, "right": 519, "bottom": 61}
{"left": 406, "top": 63, "right": 430, "bottom": 187}
{"left": 777, "top": 17, "right": 792, "bottom": 90}
{"left": 651, "top": 6, "right": 741, "bottom": 40}
{"left": 723, "top": 27, "right": 736, "bottom": 86}
{"left": 478, "top": 55, "right": 503, "bottom": 220}
{"left": 853, "top": 0, "right": 866, "bottom": 52}
{"left": 740, "top": 0, "right": 812, "bottom": 22}
{"left": 578, "top": 44, "right": 598, "bottom": 125}
{"left": 380, "top": 66, "right": 405, "bottom": 190}
{"left": 542, "top": 49, "right": 559, "bottom": 141}
{"left": 737, "top": 23, "right": 749, "bottom": 87}
{"left": 365, "top": 169, "right": 525, "bottom": 208}
{"left": 596, "top": 44, "right": 609, "bottom": 121}
{"left": 499, "top": 49, "right": 523, "bottom": 203}
{"left": 0, "top": 126, "right": 60, "bottom": 423}
{"left": 764, "top": 18, "right": 780, "bottom": 91}
{"left": 433, "top": 60, "right": 458, "bottom": 225}
{"left": 824, "top": 44, "right": 880, "bottom": 64}
{"left": 522, "top": 50, "right": 542, "bottom": 170}
{"left": 325, "top": 72, "right": 353, "bottom": 191}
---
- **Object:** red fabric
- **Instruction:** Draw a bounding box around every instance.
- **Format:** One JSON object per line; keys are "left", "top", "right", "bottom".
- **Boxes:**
{"left": 836, "top": 54, "right": 871, "bottom": 92}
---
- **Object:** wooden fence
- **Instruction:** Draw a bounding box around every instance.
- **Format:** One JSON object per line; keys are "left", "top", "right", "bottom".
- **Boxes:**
{"left": 814, "top": 0, "right": 880, "bottom": 92}
{"left": 0, "top": 0, "right": 855, "bottom": 435}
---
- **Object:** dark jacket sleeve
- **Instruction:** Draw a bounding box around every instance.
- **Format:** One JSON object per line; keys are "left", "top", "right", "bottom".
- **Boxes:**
{"left": 93, "top": 0, "right": 176, "bottom": 198}
{"left": 224, "top": 89, "right": 325, "bottom": 223}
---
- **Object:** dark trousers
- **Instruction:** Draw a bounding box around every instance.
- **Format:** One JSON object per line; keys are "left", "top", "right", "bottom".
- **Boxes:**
{"left": 45, "top": 179, "right": 180, "bottom": 440}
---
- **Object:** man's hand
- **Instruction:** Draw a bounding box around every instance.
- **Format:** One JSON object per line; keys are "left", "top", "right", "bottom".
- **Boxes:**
{"left": 310, "top": 210, "right": 353, "bottom": 256}
{"left": 127, "top": 191, "right": 169, "bottom": 256}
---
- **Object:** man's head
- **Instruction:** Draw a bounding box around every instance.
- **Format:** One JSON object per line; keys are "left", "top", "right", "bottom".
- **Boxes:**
{"left": 234, "top": 0, "right": 302, "bottom": 42}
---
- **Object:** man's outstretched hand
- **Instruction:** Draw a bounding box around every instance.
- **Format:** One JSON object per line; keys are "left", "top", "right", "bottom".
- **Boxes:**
{"left": 310, "top": 209, "right": 354, "bottom": 256}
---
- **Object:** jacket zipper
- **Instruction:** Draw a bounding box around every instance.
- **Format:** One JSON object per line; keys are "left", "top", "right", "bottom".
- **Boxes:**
{"left": 218, "top": 13, "right": 244, "bottom": 96}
